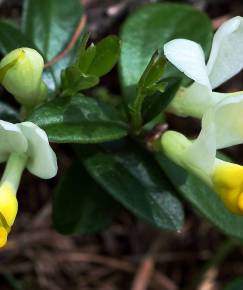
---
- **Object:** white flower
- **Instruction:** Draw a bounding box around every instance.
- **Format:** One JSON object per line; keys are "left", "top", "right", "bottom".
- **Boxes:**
{"left": 0, "top": 120, "right": 57, "bottom": 247}
{"left": 164, "top": 16, "right": 243, "bottom": 118}
{"left": 161, "top": 94, "right": 243, "bottom": 215}
{"left": 0, "top": 120, "right": 57, "bottom": 179}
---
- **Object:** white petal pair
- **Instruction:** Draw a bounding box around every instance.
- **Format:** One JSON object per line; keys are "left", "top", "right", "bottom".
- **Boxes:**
{"left": 0, "top": 120, "right": 57, "bottom": 179}
{"left": 164, "top": 16, "right": 243, "bottom": 118}
{"left": 162, "top": 94, "right": 243, "bottom": 214}
{"left": 186, "top": 94, "right": 243, "bottom": 174}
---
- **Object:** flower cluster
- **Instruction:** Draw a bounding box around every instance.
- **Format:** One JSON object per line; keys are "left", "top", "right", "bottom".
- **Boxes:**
{"left": 0, "top": 121, "right": 57, "bottom": 246}
{"left": 0, "top": 48, "right": 57, "bottom": 247}
{"left": 164, "top": 16, "right": 243, "bottom": 118}
{"left": 161, "top": 16, "right": 243, "bottom": 215}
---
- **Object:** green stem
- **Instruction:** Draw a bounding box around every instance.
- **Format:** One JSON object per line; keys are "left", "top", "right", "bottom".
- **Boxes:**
{"left": 131, "top": 92, "right": 145, "bottom": 132}
{"left": 1, "top": 153, "right": 27, "bottom": 191}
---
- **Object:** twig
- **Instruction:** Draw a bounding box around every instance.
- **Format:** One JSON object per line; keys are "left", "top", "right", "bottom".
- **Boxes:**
{"left": 212, "top": 15, "right": 230, "bottom": 29}
{"left": 56, "top": 252, "right": 134, "bottom": 272}
{"left": 153, "top": 272, "right": 178, "bottom": 290}
{"left": 197, "top": 268, "right": 218, "bottom": 290}
{"left": 131, "top": 236, "right": 163, "bottom": 290}
{"left": 44, "top": 15, "right": 87, "bottom": 68}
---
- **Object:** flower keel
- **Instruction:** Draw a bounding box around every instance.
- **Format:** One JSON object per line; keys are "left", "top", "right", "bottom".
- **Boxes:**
{"left": 0, "top": 182, "right": 18, "bottom": 247}
{"left": 212, "top": 162, "right": 243, "bottom": 214}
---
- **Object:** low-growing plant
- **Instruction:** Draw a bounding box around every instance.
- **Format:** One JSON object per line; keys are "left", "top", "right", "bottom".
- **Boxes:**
{"left": 1, "top": 1, "right": 243, "bottom": 288}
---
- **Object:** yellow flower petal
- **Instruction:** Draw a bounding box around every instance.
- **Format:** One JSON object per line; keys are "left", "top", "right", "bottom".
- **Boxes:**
{"left": 212, "top": 162, "right": 243, "bottom": 214}
{"left": 0, "top": 182, "right": 18, "bottom": 227}
{"left": 0, "top": 226, "right": 8, "bottom": 247}
{"left": 237, "top": 192, "right": 243, "bottom": 211}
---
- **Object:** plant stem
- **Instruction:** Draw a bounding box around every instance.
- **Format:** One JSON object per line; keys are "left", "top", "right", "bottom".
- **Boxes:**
{"left": 131, "top": 91, "right": 145, "bottom": 132}
{"left": 1, "top": 153, "right": 27, "bottom": 190}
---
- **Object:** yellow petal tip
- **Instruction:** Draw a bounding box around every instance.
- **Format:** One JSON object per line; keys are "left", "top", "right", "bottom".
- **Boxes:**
{"left": 238, "top": 192, "right": 243, "bottom": 212}
{"left": 0, "top": 182, "right": 18, "bottom": 227}
{"left": 212, "top": 162, "right": 243, "bottom": 215}
{"left": 0, "top": 226, "right": 8, "bottom": 247}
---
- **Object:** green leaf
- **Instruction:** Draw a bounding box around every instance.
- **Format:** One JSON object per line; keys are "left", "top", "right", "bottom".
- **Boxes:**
{"left": 0, "top": 21, "right": 36, "bottom": 54}
{"left": 22, "top": 0, "right": 85, "bottom": 87}
{"left": 22, "top": 0, "right": 84, "bottom": 61}
{"left": 156, "top": 153, "right": 243, "bottom": 240}
{"left": 77, "top": 36, "right": 97, "bottom": 74}
{"left": 130, "top": 51, "right": 167, "bottom": 130}
{"left": 61, "top": 66, "right": 99, "bottom": 95}
{"left": 138, "top": 51, "right": 166, "bottom": 96}
{"left": 53, "top": 161, "right": 119, "bottom": 234}
{"left": 78, "top": 143, "right": 184, "bottom": 231}
{"left": 142, "top": 77, "right": 181, "bottom": 124}
{"left": 224, "top": 278, "right": 243, "bottom": 290}
{"left": 119, "top": 3, "right": 213, "bottom": 102}
{"left": 28, "top": 95, "right": 128, "bottom": 143}
{"left": 0, "top": 101, "right": 19, "bottom": 122}
{"left": 87, "top": 35, "right": 120, "bottom": 78}
{"left": 61, "top": 35, "right": 119, "bottom": 95}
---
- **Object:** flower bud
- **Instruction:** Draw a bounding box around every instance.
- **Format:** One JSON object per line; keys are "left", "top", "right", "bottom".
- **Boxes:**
{"left": 0, "top": 47, "right": 47, "bottom": 107}
{"left": 161, "top": 131, "right": 212, "bottom": 186}
{"left": 161, "top": 131, "right": 243, "bottom": 215}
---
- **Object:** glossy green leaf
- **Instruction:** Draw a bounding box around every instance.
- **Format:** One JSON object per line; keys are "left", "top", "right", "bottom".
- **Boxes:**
{"left": 87, "top": 35, "right": 120, "bottom": 78}
{"left": 0, "top": 101, "right": 19, "bottom": 123}
{"left": 22, "top": 0, "right": 85, "bottom": 87}
{"left": 77, "top": 35, "right": 97, "bottom": 74}
{"left": 61, "top": 35, "right": 119, "bottom": 95}
{"left": 28, "top": 95, "right": 128, "bottom": 143}
{"left": 130, "top": 51, "right": 167, "bottom": 130}
{"left": 61, "top": 66, "right": 99, "bottom": 95}
{"left": 142, "top": 77, "right": 181, "bottom": 123}
{"left": 138, "top": 51, "right": 166, "bottom": 96}
{"left": 0, "top": 21, "right": 36, "bottom": 54}
{"left": 53, "top": 161, "right": 119, "bottom": 234}
{"left": 119, "top": 3, "right": 213, "bottom": 102}
{"left": 224, "top": 278, "right": 243, "bottom": 290}
{"left": 78, "top": 143, "right": 184, "bottom": 231}
{"left": 156, "top": 153, "right": 243, "bottom": 240}
{"left": 22, "top": 0, "right": 83, "bottom": 61}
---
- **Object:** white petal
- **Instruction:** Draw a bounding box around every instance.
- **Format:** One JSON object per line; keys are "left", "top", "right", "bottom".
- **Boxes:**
{"left": 18, "top": 122, "right": 57, "bottom": 179}
{"left": 164, "top": 39, "right": 211, "bottom": 90}
{"left": 168, "top": 82, "right": 228, "bottom": 118}
{"left": 207, "top": 16, "right": 243, "bottom": 88}
{"left": 185, "top": 93, "right": 243, "bottom": 173}
{"left": 186, "top": 110, "right": 217, "bottom": 174}
{"left": 206, "top": 93, "right": 243, "bottom": 148}
{"left": 0, "top": 120, "right": 27, "bottom": 162}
